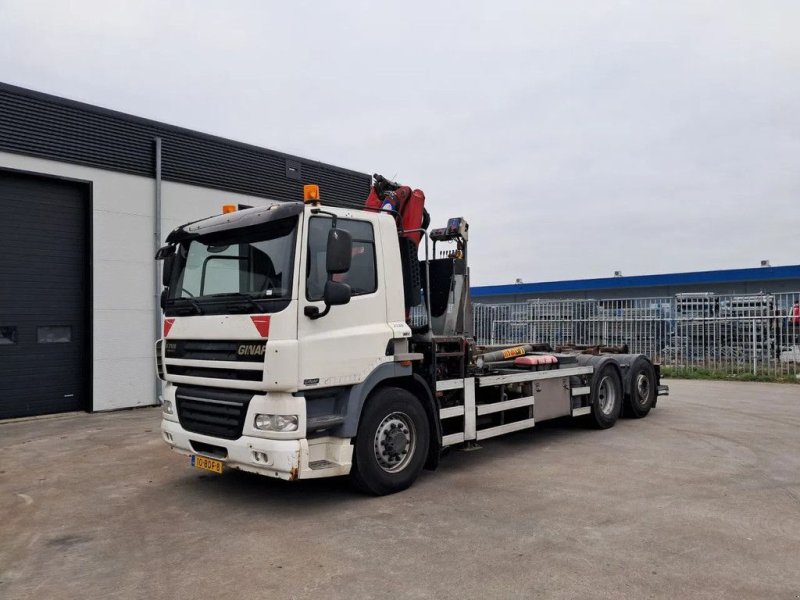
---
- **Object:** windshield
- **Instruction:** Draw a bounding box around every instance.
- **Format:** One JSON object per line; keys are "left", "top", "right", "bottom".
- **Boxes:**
{"left": 166, "top": 216, "right": 298, "bottom": 315}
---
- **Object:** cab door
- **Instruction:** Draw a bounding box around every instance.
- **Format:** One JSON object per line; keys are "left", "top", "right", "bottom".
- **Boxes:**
{"left": 296, "top": 214, "right": 392, "bottom": 388}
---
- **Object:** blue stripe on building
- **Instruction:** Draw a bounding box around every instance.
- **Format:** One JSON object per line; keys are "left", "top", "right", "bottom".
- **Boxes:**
{"left": 472, "top": 265, "right": 800, "bottom": 299}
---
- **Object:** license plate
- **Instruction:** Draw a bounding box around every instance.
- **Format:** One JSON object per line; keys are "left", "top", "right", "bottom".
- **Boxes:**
{"left": 191, "top": 455, "right": 223, "bottom": 474}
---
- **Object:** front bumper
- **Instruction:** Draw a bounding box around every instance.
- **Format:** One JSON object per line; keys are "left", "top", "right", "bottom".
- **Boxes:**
{"left": 161, "top": 419, "right": 352, "bottom": 480}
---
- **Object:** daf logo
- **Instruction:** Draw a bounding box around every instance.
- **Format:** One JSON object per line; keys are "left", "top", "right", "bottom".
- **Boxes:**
{"left": 238, "top": 344, "right": 266, "bottom": 356}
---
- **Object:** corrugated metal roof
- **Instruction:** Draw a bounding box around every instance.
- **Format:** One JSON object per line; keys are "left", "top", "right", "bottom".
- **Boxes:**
{"left": 472, "top": 265, "right": 800, "bottom": 297}
{"left": 0, "top": 82, "right": 371, "bottom": 207}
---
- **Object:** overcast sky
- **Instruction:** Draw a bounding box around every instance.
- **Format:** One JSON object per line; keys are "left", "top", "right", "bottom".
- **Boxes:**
{"left": 1, "top": 1, "right": 798, "bottom": 285}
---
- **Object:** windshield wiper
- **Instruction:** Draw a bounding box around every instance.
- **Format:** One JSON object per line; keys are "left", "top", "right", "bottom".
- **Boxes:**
{"left": 172, "top": 296, "right": 204, "bottom": 315}
{"left": 208, "top": 293, "right": 267, "bottom": 314}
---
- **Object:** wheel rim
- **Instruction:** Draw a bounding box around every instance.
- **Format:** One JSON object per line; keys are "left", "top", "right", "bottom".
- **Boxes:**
{"left": 597, "top": 376, "right": 617, "bottom": 415}
{"left": 373, "top": 411, "right": 416, "bottom": 473}
{"left": 634, "top": 372, "right": 650, "bottom": 406}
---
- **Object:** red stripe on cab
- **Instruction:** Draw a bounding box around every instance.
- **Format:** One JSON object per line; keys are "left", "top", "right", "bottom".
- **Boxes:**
{"left": 250, "top": 315, "right": 271, "bottom": 337}
{"left": 163, "top": 318, "right": 175, "bottom": 337}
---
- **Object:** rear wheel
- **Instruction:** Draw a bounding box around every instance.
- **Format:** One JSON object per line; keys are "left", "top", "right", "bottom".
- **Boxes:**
{"left": 624, "top": 357, "right": 657, "bottom": 418}
{"left": 589, "top": 363, "right": 622, "bottom": 429}
{"left": 349, "top": 387, "right": 429, "bottom": 495}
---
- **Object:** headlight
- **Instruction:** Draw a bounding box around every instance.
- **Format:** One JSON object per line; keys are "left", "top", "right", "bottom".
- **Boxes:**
{"left": 254, "top": 413, "right": 298, "bottom": 432}
{"left": 162, "top": 400, "right": 174, "bottom": 415}
{"left": 274, "top": 415, "right": 299, "bottom": 431}
{"left": 254, "top": 414, "right": 272, "bottom": 430}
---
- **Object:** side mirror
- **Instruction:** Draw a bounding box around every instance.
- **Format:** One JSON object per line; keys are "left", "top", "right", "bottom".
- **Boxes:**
{"left": 324, "top": 280, "right": 351, "bottom": 306}
{"left": 304, "top": 224, "right": 354, "bottom": 321}
{"left": 160, "top": 288, "right": 169, "bottom": 310}
{"left": 156, "top": 244, "right": 176, "bottom": 287}
{"left": 155, "top": 244, "right": 175, "bottom": 260}
{"left": 326, "top": 228, "right": 352, "bottom": 274}
{"left": 162, "top": 253, "right": 175, "bottom": 287}
{"left": 304, "top": 280, "right": 351, "bottom": 320}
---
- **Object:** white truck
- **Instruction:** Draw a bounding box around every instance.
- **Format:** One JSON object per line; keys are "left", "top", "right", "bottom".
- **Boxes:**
{"left": 155, "top": 180, "right": 667, "bottom": 495}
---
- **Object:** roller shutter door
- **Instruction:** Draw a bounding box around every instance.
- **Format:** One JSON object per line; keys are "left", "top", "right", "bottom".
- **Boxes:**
{"left": 0, "top": 171, "right": 89, "bottom": 418}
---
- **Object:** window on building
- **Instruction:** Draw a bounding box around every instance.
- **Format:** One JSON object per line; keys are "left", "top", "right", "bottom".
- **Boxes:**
{"left": 0, "top": 326, "right": 17, "bottom": 345}
{"left": 37, "top": 326, "right": 72, "bottom": 343}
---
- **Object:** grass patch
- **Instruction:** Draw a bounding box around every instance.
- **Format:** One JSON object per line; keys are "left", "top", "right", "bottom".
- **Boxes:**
{"left": 661, "top": 366, "right": 800, "bottom": 384}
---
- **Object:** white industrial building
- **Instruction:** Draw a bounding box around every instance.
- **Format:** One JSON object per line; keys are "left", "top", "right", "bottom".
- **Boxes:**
{"left": 0, "top": 82, "right": 369, "bottom": 419}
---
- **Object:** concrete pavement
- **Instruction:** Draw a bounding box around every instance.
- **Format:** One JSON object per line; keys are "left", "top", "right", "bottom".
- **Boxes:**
{"left": 1, "top": 379, "right": 799, "bottom": 599}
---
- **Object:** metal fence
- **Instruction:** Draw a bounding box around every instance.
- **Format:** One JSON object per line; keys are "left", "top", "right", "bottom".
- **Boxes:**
{"left": 474, "top": 292, "right": 800, "bottom": 377}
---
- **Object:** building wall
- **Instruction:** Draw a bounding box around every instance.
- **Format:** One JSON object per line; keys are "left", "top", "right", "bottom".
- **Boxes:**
{"left": 0, "top": 82, "right": 370, "bottom": 209}
{"left": 1, "top": 150, "right": 277, "bottom": 412}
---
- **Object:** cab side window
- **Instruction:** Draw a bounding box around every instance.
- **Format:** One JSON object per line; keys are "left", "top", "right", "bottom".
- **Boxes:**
{"left": 307, "top": 218, "right": 377, "bottom": 301}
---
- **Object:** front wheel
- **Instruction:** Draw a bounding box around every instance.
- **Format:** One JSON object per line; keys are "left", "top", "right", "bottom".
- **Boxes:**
{"left": 349, "top": 387, "right": 430, "bottom": 496}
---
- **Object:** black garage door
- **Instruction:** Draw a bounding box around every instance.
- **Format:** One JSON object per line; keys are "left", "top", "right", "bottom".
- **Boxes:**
{"left": 0, "top": 170, "right": 90, "bottom": 419}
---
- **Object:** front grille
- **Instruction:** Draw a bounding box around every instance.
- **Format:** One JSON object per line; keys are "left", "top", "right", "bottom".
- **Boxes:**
{"left": 190, "top": 440, "right": 228, "bottom": 458}
{"left": 165, "top": 340, "right": 266, "bottom": 363}
{"left": 166, "top": 365, "right": 263, "bottom": 382}
{"left": 155, "top": 340, "right": 165, "bottom": 380}
{"left": 176, "top": 385, "right": 253, "bottom": 440}
{"left": 164, "top": 339, "right": 266, "bottom": 383}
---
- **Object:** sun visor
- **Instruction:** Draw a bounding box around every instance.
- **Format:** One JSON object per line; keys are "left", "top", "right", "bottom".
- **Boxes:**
{"left": 166, "top": 202, "right": 303, "bottom": 243}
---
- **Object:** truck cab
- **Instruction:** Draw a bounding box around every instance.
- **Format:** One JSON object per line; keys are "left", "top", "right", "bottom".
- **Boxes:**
{"left": 157, "top": 199, "right": 427, "bottom": 489}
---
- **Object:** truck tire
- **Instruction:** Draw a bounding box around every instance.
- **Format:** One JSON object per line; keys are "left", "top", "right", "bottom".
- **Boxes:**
{"left": 624, "top": 357, "right": 657, "bottom": 418}
{"left": 349, "top": 387, "right": 430, "bottom": 496}
{"left": 589, "top": 363, "right": 622, "bottom": 429}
